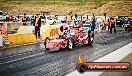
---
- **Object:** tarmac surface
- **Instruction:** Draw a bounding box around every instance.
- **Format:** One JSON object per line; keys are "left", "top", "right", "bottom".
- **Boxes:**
{"left": 0, "top": 27, "right": 132, "bottom": 76}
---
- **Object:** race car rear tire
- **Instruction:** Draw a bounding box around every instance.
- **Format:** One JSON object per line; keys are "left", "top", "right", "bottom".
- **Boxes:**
{"left": 125, "top": 27, "right": 128, "bottom": 31}
{"left": 44, "top": 37, "right": 50, "bottom": 50}
{"left": 68, "top": 39, "right": 73, "bottom": 50}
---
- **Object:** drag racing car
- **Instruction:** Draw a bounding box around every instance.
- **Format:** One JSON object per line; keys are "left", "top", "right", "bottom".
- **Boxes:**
{"left": 44, "top": 24, "right": 94, "bottom": 52}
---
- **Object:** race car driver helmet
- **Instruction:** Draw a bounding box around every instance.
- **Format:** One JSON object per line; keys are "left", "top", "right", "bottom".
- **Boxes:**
{"left": 60, "top": 24, "right": 70, "bottom": 32}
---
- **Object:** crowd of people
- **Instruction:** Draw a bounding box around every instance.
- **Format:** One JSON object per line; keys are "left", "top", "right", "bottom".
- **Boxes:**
{"left": 21, "top": 11, "right": 117, "bottom": 39}
{"left": 65, "top": 11, "right": 117, "bottom": 34}
{"left": 1, "top": 11, "right": 117, "bottom": 39}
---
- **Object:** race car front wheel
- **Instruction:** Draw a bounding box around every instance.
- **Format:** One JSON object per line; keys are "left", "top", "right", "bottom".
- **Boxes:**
{"left": 68, "top": 39, "right": 73, "bottom": 50}
{"left": 44, "top": 37, "right": 50, "bottom": 50}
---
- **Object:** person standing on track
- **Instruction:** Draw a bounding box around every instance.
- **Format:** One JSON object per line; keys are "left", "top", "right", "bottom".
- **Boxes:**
{"left": 108, "top": 17, "right": 110, "bottom": 31}
{"left": 31, "top": 15, "right": 35, "bottom": 26}
{"left": 34, "top": 14, "right": 41, "bottom": 39}
{"left": 102, "top": 18, "right": 109, "bottom": 30}
{"left": 109, "top": 16, "right": 116, "bottom": 34}
{"left": 5, "top": 12, "right": 9, "bottom": 22}
{"left": 91, "top": 14, "right": 96, "bottom": 33}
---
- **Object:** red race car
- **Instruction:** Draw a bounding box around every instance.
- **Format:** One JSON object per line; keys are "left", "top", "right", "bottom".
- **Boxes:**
{"left": 44, "top": 24, "right": 94, "bottom": 52}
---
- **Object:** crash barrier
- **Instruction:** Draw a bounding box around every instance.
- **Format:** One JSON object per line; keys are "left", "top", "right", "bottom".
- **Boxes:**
{"left": 17, "top": 26, "right": 47, "bottom": 36}
{"left": 66, "top": 42, "right": 132, "bottom": 76}
{"left": 1, "top": 22, "right": 31, "bottom": 32}
{"left": 8, "top": 33, "right": 36, "bottom": 45}
{"left": 17, "top": 26, "right": 35, "bottom": 33}
{"left": 40, "top": 26, "right": 48, "bottom": 35}
{"left": 42, "top": 24, "right": 63, "bottom": 40}
{"left": 2, "top": 35, "right": 8, "bottom": 45}
{"left": 1, "top": 22, "right": 45, "bottom": 32}
{"left": 0, "top": 35, "right": 2, "bottom": 47}
{"left": 0, "top": 35, "right": 9, "bottom": 47}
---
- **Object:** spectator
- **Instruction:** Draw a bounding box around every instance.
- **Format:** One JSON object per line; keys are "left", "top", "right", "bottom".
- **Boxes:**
{"left": 86, "top": 15, "right": 88, "bottom": 20}
{"left": 42, "top": 15, "right": 46, "bottom": 23}
{"left": 54, "top": 15, "right": 58, "bottom": 20}
{"left": 11, "top": 15, "right": 13, "bottom": 21}
{"left": 9, "top": 15, "right": 11, "bottom": 21}
{"left": 102, "top": 18, "right": 108, "bottom": 30}
{"left": 109, "top": 16, "right": 116, "bottom": 34}
{"left": 5, "top": 13, "right": 9, "bottom": 22}
{"left": 108, "top": 18, "right": 110, "bottom": 31}
{"left": 22, "top": 13, "right": 28, "bottom": 26}
{"left": 38, "top": 16, "right": 42, "bottom": 27}
{"left": 34, "top": 14, "right": 41, "bottom": 39}
{"left": 18, "top": 15, "right": 20, "bottom": 19}
{"left": 31, "top": 15, "right": 35, "bottom": 26}
{"left": 66, "top": 11, "right": 73, "bottom": 25}
{"left": 61, "top": 17, "right": 66, "bottom": 23}
{"left": 82, "top": 17, "right": 86, "bottom": 24}
{"left": 91, "top": 14, "right": 96, "bottom": 33}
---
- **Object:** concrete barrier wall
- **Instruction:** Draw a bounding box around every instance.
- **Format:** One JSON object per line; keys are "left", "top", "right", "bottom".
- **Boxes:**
{"left": 6, "top": 22, "right": 31, "bottom": 31}
{"left": 3, "top": 22, "right": 45, "bottom": 31}
{"left": 8, "top": 33, "right": 36, "bottom": 45}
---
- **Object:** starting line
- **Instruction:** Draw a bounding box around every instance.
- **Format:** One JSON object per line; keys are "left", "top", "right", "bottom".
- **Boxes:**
{"left": 66, "top": 42, "right": 132, "bottom": 76}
